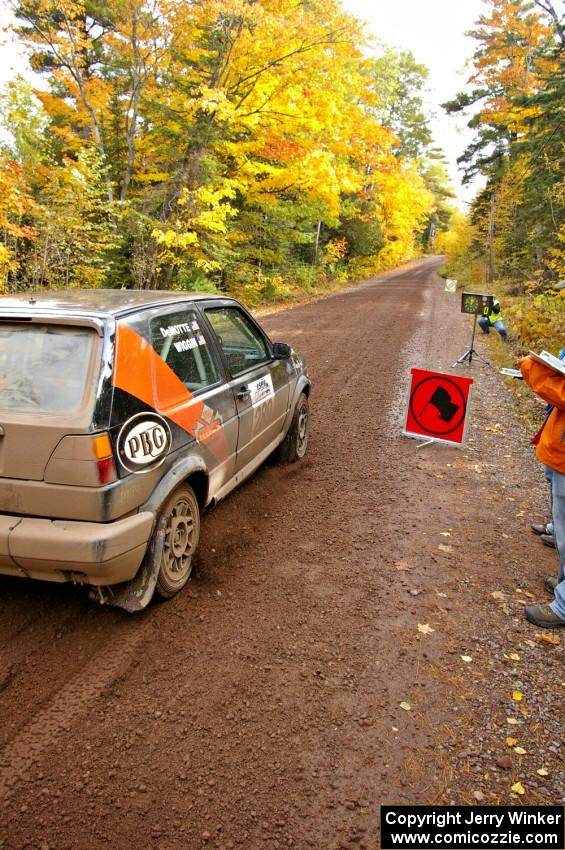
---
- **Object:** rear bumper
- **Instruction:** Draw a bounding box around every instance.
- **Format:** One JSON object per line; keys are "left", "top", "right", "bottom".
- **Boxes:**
{"left": 0, "top": 511, "right": 154, "bottom": 586}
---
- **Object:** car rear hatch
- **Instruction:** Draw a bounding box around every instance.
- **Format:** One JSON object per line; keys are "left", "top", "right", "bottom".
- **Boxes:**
{"left": 0, "top": 317, "right": 104, "bottom": 487}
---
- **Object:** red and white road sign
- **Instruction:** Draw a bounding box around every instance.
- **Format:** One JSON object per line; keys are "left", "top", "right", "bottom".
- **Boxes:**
{"left": 403, "top": 368, "right": 474, "bottom": 447}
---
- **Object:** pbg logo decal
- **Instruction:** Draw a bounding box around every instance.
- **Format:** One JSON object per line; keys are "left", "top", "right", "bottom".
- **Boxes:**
{"left": 117, "top": 413, "right": 172, "bottom": 474}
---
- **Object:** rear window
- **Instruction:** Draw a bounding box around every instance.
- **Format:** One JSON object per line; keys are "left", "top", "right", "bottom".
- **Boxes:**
{"left": 0, "top": 323, "right": 95, "bottom": 414}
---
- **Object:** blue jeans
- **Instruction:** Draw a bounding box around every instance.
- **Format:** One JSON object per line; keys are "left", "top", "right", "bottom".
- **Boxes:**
{"left": 549, "top": 469, "right": 565, "bottom": 620}
{"left": 477, "top": 316, "right": 508, "bottom": 340}
{"left": 545, "top": 466, "right": 554, "bottom": 534}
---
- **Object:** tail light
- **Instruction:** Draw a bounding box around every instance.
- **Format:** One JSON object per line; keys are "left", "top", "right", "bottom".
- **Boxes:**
{"left": 91, "top": 434, "right": 117, "bottom": 485}
{"left": 45, "top": 433, "right": 117, "bottom": 487}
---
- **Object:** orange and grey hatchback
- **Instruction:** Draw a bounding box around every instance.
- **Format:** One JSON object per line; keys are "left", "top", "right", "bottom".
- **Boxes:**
{"left": 0, "top": 291, "right": 309, "bottom": 611}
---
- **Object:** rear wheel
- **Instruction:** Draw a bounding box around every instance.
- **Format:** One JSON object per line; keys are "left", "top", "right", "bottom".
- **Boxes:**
{"left": 155, "top": 484, "right": 200, "bottom": 599}
{"left": 277, "top": 393, "right": 309, "bottom": 463}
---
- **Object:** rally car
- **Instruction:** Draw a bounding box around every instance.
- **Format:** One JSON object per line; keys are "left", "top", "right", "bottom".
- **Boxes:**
{"left": 0, "top": 290, "right": 309, "bottom": 610}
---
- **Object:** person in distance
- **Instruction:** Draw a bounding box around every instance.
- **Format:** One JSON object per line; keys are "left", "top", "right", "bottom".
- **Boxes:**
{"left": 477, "top": 297, "right": 508, "bottom": 341}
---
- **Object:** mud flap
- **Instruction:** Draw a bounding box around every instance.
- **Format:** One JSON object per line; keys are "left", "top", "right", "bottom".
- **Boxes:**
{"left": 91, "top": 517, "right": 165, "bottom": 613}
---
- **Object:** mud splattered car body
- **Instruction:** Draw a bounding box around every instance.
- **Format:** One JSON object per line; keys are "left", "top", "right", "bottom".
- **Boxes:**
{"left": 0, "top": 291, "right": 309, "bottom": 610}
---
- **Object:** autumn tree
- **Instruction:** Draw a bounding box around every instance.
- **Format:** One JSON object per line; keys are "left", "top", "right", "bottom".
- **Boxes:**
{"left": 0, "top": 155, "right": 37, "bottom": 288}
{"left": 5, "top": 0, "right": 448, "bottom": 295}
{"left": 369, "top": 49, "right": 433, "bottom": 160}
{"left": 443, "top": 0, "right": 563, "bottom": 283}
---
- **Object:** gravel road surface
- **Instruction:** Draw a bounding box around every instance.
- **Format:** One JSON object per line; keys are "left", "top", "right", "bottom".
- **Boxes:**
{"left": 0, "top": 258, "right": 562, "bottom": 850}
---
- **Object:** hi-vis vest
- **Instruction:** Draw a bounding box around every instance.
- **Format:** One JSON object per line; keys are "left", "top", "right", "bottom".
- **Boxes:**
{"left": 483, "top": 298, "right": 502, "bottom": 325}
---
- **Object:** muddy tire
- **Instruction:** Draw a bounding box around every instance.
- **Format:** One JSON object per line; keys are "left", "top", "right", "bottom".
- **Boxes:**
{"left": 277, "top": 393, "right": 309, "bottom": 463}
{"left": 155, "top": 484, "right": 200, "bottom": 599}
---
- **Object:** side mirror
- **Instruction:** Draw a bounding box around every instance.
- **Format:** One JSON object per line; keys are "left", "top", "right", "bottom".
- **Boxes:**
{"left": 272, "top": 342, "right": 292, "bottom": 359}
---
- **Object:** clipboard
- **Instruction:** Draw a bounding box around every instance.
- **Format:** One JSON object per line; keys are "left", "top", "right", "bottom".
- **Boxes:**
{"left": 528, "top": 350, "right": 565, "bottom": 376}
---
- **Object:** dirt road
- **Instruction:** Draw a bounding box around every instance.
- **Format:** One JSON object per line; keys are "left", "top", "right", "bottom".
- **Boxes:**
{"left": 0, "top": 258, "right": 562, "bottom": 850}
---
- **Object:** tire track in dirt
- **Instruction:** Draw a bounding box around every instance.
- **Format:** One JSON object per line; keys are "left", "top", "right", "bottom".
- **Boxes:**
{"left": 0, "top": 587, "right": 130, "bottom": 749}
{"left": 0, "top": 615, "right": 149, "bottom": 803}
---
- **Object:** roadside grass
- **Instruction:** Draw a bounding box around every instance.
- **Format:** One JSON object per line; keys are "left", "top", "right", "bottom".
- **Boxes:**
{"left": 503, "top": 294, "right": 564, "bottom": 354}
{"left": 252, "top": 272, "right": 361, "bottom": 316}
{"left": 254, "top": 258, "right": 424, "bottom": 317}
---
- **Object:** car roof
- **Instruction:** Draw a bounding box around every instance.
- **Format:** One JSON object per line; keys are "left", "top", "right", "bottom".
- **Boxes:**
{"left": 0, "top": 289, "right": 231, "bottom": 319}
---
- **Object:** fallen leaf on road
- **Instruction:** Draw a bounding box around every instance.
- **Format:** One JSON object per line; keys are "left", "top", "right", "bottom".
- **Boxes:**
{"left": 512, "top": 691, "right": 523, "bottom": 702}
{"left": 523, "top": 639, "right": 537, "bottom": 648}
{"left": 509, "top": 652, "right": 521, "bottom": 661}
{"left": 536, "top": 768, "right": 549, "bottom": 776}
{"left": 399, "top": 701, "right": 411, "bottom": 712}
{"left": 535, "top": 633, "right": 561, "bottom": 646}
{"left": 507, "top": 718, "right": 520, "bottom": 725}
{"left": 505, "top": 737, "right": 517, "bottom": 747}
{"left": 461, "top": 655, "right": 473, "bottom": 663}
{"left": 438, "top": 544, "right": 453, "bottom": 553}
{"left": 523, "top": 591, "right": 535, "bottom": 598}
{"left": 436, "top": 592, "right": 448, "bottom": 598}
{"left": 439, "top": 531, "right": 452, "bottom": 537}
{"left": 417, "top": 623, "right": 435, "bottom": 635}
{"left": 513, "top": 747, "right": 527, "bottom": 755}
{"left": 511, "top": 781, "right": 525, "bottom": 795}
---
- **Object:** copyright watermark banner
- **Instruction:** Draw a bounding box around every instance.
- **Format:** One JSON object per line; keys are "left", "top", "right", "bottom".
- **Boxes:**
{"left": 381, "top": 805, "right": 564, "bottom": 849}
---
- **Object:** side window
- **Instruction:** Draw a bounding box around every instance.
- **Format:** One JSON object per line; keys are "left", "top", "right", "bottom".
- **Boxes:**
{"left": 206, "top": 308, "right": 269, "bottom": 375}
{"left": 150, "top": 309, "right": 220, "bottom": 391}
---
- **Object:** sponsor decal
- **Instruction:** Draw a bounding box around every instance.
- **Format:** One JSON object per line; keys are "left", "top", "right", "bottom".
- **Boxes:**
{"left": 194, "top": 404, "right": 222, "bottom": 442}
{"left": 117, "top": 412, "right": 172, "bottom": 474}
{"left": 173, "top": 336, "right": 198, "bottom": 353}
{"left": 248, "top": 374, "right": 274, "bottom": 406}
{"left": 159, "top": 322, "right": 192, "bottom": 338}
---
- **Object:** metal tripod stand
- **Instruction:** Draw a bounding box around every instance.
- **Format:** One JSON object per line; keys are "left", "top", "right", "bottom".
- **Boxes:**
{"left": 451, "top": 313, "right": 491, "bottom": 368}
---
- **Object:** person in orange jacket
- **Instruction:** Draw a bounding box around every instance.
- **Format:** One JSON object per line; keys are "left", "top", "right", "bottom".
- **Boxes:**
{"left": 519, "top": 354, "right": 565, "bottom": 628}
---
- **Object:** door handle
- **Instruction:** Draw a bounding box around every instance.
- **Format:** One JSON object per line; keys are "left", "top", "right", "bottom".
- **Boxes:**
{"left": 236, "top": 387, "right": 250, "bottom": 401}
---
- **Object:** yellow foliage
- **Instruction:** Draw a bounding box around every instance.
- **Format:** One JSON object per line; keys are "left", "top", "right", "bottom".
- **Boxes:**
{"left": 153, "top": 229, "right": 199, "bottom": 250}
{"left": 324, "top": 239, "right": 348, "bottom": 263}
{"left": 0, "top": 243, "right": 17, "bottom": 277}
{"left": 376, "top": 164, "right": 435, "bottom": 262}
{"left": 504, "top": 293, "right": 565, "bottom": 352}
